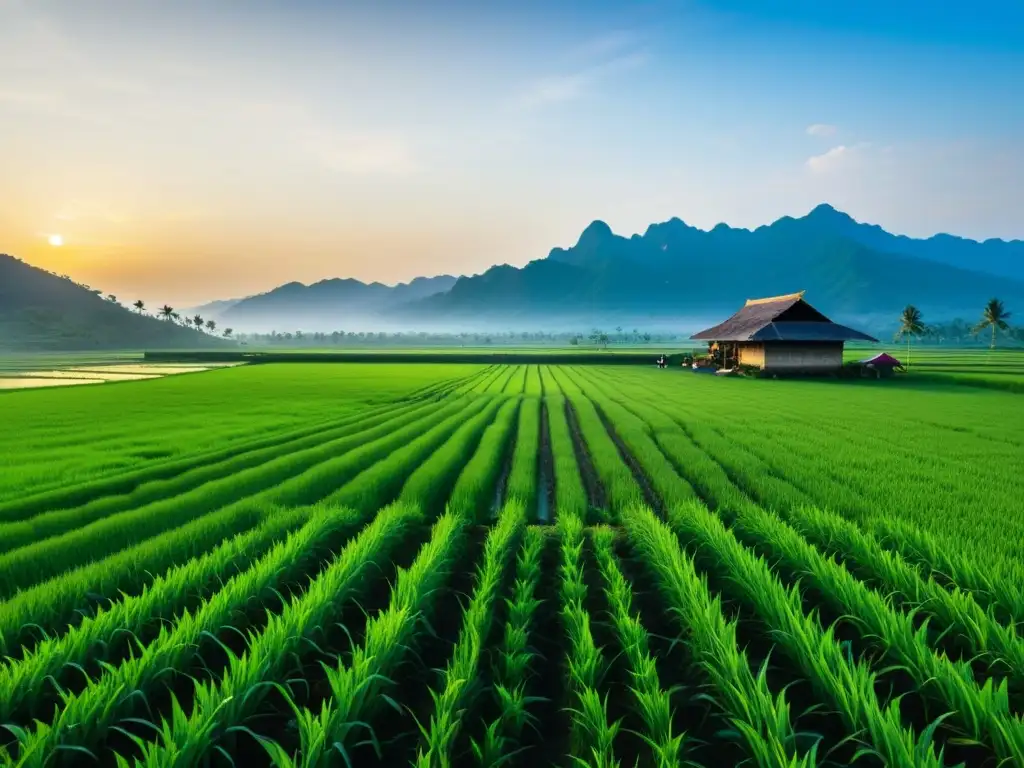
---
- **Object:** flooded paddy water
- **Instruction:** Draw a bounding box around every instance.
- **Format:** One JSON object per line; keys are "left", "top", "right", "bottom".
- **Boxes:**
{"left": 0, "top": 361, "right": 242, "bottom": 391}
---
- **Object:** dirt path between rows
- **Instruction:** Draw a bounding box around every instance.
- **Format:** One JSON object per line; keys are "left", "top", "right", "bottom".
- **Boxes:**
{"left": 589, "top": 398, "right": 665, "bottom": 517}
{"left": 537, "top": 400, "right": 555, "bottom": 522}
{"left": 564, "top": 398, "right": 607, "bottom": 512}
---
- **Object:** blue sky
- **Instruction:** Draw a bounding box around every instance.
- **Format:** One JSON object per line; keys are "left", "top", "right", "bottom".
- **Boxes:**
{"left": 1, "top": 0, "right": 1021, "bottom": 304}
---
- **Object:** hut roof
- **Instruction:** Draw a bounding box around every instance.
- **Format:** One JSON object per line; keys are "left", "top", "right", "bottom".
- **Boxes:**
{"left": 690, "top": 291, "right": 879, "bottom": 343}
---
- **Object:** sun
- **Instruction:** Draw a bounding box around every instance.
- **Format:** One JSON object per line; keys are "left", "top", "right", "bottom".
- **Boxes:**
{"left": 48, "top": 234, "right": 64, "bottom": 247}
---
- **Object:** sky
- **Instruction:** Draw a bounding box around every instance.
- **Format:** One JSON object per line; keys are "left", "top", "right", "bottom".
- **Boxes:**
{"left": 1, "top": 0, "right": 1022, "bottom": 307}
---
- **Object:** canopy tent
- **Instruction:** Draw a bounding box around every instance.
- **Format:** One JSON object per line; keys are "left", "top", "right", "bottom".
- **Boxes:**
{"left": 859, "top": 353, "right": 903, "bottom": 367}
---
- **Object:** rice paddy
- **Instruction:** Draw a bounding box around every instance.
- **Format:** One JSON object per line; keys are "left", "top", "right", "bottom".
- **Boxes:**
{"left": 0, "top": 360, "right": 1022, "bottom": 767}
{"left": 0, "top": 355, "right": 242, "bottom": 390}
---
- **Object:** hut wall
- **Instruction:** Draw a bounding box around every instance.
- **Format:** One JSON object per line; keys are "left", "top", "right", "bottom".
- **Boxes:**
{"left": 763, "top": 342, "right": 843, "bottom": 372}
{"left": 738, "top": 343, "right": 765, "bottom": 367}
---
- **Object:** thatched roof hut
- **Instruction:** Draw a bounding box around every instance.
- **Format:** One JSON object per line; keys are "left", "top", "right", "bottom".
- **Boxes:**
{"left": 690, "top": 291, "right": 878, "bottom": 373}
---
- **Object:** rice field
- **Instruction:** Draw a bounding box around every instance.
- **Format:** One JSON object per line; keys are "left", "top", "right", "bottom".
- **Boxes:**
{"left": 0, "top": 352, "right": 242, "bottom": 390}
{"left": 0, "top": 361, "right": 1022, "bottom": 767}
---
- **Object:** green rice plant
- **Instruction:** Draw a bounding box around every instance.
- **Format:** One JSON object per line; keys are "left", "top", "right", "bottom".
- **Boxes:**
{"left": 395, "top": 397, "right": 512, "bottom": 518}
{"left": 1, "top": 503, "right": 364, "bottom": 766}
{"left": 103, "top": 500, "right": 425, "bottom": 768}
{"left": 468, "top": 366, "right": 510, "bottom": 394}
{"left": 667, "top": 419, "right": 811, "bottom": 512}
{"left": 266, "top": 396, "right": 480, "bottom": 507}
{"left": 786, "top": 504, "right": 1024, "bottom": 682}
{"left": 0, "top": 499, "right": 275, "bottom": 656}
{"left": 564, "top": 367, "right": 698, "bottom": 510}
{"left": 667, "top": 501, "right": 948, "bottom": 767}
{"left": 546, "top": 368, "right": 641, "bottom": 519}
{"left": 0, "top": 504, "right": 310, "bottom": 722}
{"left": 414, "top": 498, "right": 526, "bottom": 766}
{"left": 590, "top": 525, "right": 686, "bottom": 767}
{"left": 720, "top": 399, "right": 1024, "bottom": 538}
{"left": 2, "top": 363, "right": 469, "bottom": 503}
{"left": 408, "top": 365, "right": 497, "bottom": 400}
{"left": 503, "top": 365, "right": 528, "bottom": 394}
{"left": 620, "top": 502, "right": 814, "bottom": 768}
{"left": 254, "top": 508, "right": 468, "bottom": 768}
{"left": 0, "top": 398, "right": 456, "bottom": 597}
{"left": 0, "top": 399, "right": 429, "bottom": 553}
{"left": 573, "top": 371, "right": 753, "bottom": 513}
{"left": 558, "top": 511, "right": 620, "bottom": 767}
{"left": 471, "top": 526, "right": 546, "bottom": 766}
{"left": 601, "top": 364, "right": 1024, "bottom": 572}
{"left": 448, "top": 397, "right": 521, "bottom": 521}
{"left": 543, "top": 387, "right": 587, "bottom": 522}
{"left": 504, "top": 396, "right": 539, "bottom": 509}
{"left": 483, "top": 367, "right": 520, "bottom": 394}
{"left": 868, "top": 516, "right": 1024, "bottom": 627}
{"left": 524, "top": 365, "right": 543, "bottom": 396}
{"left": 728, "top": 501, "right": 1024, "bottom": 765}
{"left": 0, "top": 405, "right": 389, "bottom": 525}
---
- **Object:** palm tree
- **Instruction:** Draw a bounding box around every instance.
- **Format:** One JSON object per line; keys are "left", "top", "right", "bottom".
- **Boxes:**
{"left": 159, "top": 305, "right": 174, "bottom": 321}
{"left": 894, "top": 305, "right": 926, "bottom": 368}
{"left": 223, "top": 328, "right": 233, "bottom": 338}
{"left": 973, "top": 298, "right": 1012, "bottom": 349}
{"left": 192, "top": 314, "right": 204, "bottom": 329}
{"left": 205, "top": 319, "right": 217, "bottom": 333}
{"left": 133, "top": 299, "right": 146, "bottom": 314}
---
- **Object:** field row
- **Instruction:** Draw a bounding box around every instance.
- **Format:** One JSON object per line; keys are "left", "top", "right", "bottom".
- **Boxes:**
{"left": 1, "top": 363, "right": 1021, "bottom": 766}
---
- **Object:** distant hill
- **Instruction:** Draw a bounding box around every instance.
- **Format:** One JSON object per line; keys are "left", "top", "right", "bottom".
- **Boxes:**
{"left": 221, "top": 274, "right": 457, "bottom": 331}
{"left": 184, "top": 297, "right": 242, "bottom": 319}
{"left": 0, "top": 254, "right": 228, "bottom": 351}
{"left": 394, "top": 205, "right": 1024, "bottom": 332}
{"left": 798, "top": 204, "right": 1024, "bottom": 282}
{"left": 12, "top": 203, "right": 1021, "bottom": 341}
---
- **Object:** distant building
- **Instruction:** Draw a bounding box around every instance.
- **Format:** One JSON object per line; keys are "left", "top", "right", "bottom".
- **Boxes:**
{"left": 690, "top": 291, "right": 878, "bottom": 374}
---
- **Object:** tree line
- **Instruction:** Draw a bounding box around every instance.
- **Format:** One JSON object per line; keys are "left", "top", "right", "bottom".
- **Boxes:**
{"left": 109, "top": 299, "right": 235, "bottom": 339}
{"left": 224, "top": 328, "right": 678, "bottom": 347}
{"left": 896, "top": 298, "right": 1017, "bottom": 365}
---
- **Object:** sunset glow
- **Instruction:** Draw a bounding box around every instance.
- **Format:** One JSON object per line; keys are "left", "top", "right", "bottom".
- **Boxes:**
{"left": 1, "top": 0, "right": 1021, "bottom": 308}
{"left": 48, "top": 234, "right": 64, "bottom": 248}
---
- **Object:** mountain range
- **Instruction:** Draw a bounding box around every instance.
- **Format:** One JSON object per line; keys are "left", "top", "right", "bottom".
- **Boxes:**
{"left": 4, "top": 203, "right": 1023, "bottom": 347}
{"left": 207, "top": 204, "right": 1024, "bottom": 334}
{"left": 209, "top": 275, "right": 458, "bottom": 329}
{"left": 0, "top": 254, "right": 225, "bottom": 351}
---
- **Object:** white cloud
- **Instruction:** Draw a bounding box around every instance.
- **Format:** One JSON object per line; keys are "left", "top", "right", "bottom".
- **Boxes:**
{"left": 806, "top": 123, "right": 837, "bottom": 137}
{"left": 516, "top": 50, "right": 649, "bottom": 109}
{"left": 806, "top": 142, "right": 872, "bottom": 173}
{"left": 806, "top": 145, "right": 849, "bottom": 172}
